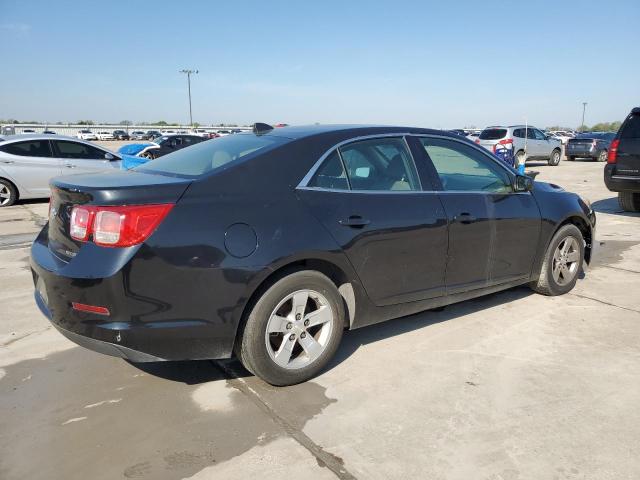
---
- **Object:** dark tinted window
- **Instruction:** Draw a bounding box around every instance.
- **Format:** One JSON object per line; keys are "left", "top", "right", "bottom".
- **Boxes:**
{"left": 53, "top": 140, "right": 105, "bottom": 159}
{"left": 533, "top": 129, "right": 546, "bottom": 140}
{"left": 309, "top": 150, "right": 349, "bottom": 190}
{"left": 420, "top": 138, "right": 512, "bottom": 193}
{"left": 526, "top": 128, "right": 536, "bottom": 140}
{"left": 135, "top": 133, "right": 288, "bottom": 177}
{"left": 0, "top": 140, "right": 52, "bottom": 157}
{"left": 621, "top": 114, "right": 640, "bottom": 139}
{"left": 479, "top": 129, "right": 507, "bottom": 140}
{"left": 339, "top": 137, "right": 420, "bottom": 191}
{"left": 513, "top": 128, "right": 524, "bottom": 138}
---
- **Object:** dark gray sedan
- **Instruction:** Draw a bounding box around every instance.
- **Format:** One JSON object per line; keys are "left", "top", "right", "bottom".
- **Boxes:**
{"left": 566, "top": 132, "right": 616, "bottom": 162}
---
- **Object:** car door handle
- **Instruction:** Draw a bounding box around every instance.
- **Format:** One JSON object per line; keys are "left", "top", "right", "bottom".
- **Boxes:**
{"left": 339, "top": 216, "right": 370, "bottom": 228}
{"left": 1, "top": 160, "right": 14, "bottom": 164}
{"left": 64, "top": 163, "right": 76, "bottom": 168}
{"left": 454, "top": 213, "right": 477, "bottom": 224}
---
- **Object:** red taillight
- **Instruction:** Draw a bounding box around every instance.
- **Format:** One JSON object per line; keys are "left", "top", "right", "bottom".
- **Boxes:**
{"left": 607, "top": 139, "right": 619, "bottom": 164}
{"left": 475, "top": 139, "right": 480, "bottom": 144}
{"left": 492, "top": 138, "right": 513, "bottom": 152}
{"left": 70, "top": 204, "right": 174, "bottom": 247}
{"left": 72, "top": 302, "right": 110, "bottom": 316}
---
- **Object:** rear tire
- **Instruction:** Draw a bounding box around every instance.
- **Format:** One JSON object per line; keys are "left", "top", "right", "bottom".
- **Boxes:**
{"left": 0, "top": 178, "right": 18, "bottom": 207}
{"left": 236, "top": 270, "right": 345, "bottom": 386}
{"left": 618, "top": 191, "right": 640, "bottom": 212}
{"left": 597, "top": 150, "right": 608, "bottom": 162}
{"left": 548, "top": 149, "right": 561, "bottom": 166}
{"left": 530, "top": 224, "right": 584, "bottom": 296}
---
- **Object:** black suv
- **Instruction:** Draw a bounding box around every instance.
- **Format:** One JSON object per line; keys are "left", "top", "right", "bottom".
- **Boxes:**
{"left": 112, "top": 130, "right": 130, "bottom": 140}
{"left": 604, "top": 107, "right": 640, "bottom": 212}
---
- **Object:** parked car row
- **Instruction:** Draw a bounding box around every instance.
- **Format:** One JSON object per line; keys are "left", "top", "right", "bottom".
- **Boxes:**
{"left": 476, "top": 125, "right": 563, "bottom": 166}
{"left": 117, "top": 134, "right": 207, "bottom": 168}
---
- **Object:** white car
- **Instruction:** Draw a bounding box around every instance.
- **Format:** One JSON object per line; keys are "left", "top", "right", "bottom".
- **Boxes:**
{"left": 190, "top": 129, "right": 211, "bottom": 138}
{"left": 161, "top": 129, "right": 177, "bottom": 135}
{"left": 95, "top": 131, "right": 114, "bottom": 141}
{"left": 216, "top": 130, "right": 231, "bottom": 137}
{"left": 547, "top": 130, "right": 575, "bottom": 145}
{"left": 21, "top": 129, "right": 37, "bottom": 135}
{"left": 76, "top": 129, "right": 98, "bottom": 141}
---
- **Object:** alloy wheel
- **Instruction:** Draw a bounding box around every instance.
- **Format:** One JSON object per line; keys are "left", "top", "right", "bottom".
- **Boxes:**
{"left": 0, "top": 184, "right": 12, "bottom": 206}
{"left": 552, "top": 236, "right": 580, "bottom": 286}
{"left": 265, "top": 289, "right": 334, "bottom": 369}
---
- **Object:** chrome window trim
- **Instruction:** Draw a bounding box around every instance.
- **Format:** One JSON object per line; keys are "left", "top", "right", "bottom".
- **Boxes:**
{"left": 297, "top": 133, "right": 420, "bottom": 190}
{"left": 297, "top": 132, "right": 529, "bottom": 195}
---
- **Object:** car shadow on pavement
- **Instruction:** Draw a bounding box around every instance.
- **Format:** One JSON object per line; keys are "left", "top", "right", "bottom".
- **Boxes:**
{"left": 326, "top": 285, "right": 534, "bottom": 371}
{"left": 591, "top": 197, "right": 639, "bottom": 217}
{"left": 128, "top": 359, "right": 242, "bottom": 385}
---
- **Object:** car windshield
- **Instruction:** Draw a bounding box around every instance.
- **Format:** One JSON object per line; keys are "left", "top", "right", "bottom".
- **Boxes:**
{"left": 479, "top": 129, "right": 507, "bottom": 140}
{"left": 135, "top": 133, "right": 289, "bottom": 178}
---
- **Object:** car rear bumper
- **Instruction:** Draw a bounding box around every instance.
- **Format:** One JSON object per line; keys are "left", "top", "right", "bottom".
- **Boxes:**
{"left": 566, "top": 146, "right": 595, "bottom": 157}
{"left": 30, "top": 233, "right": 241, "bottom": 362}
{"left": 604, "top": 164, "right": 640, "bottom": 192}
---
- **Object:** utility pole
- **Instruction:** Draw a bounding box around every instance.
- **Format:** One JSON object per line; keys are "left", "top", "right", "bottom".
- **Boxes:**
{"left": 179, "top": 69, "right": 199, "bottom": 127}
{"left": 581, "top": 102, "right": 588, "bottom": 132}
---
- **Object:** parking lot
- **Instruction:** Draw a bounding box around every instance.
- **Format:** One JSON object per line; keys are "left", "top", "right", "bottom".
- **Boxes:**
{"left": 1, "top": 158, "right": 639, "bottom": 479}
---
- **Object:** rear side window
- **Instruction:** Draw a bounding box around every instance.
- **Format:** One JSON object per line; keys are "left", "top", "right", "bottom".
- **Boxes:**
{"left": 479, "top": 129, "right": 507, "bottom": 140}
{"left": 0, "top": 140, "right": 52, "bottom": 157}
{"left": 135, "top": 134, "right": 288, "bottom": 177}
{"left": 53, "top": 140, "right": 105, "bottom": 159}
{"left": 620, "top": 114, "right": 640, "bottom": 139}
{"left": 339, "top": 137, "right": 420, "bottom": 191}
{"left": 309, "top": 150, "right": 349, "bottom": 190}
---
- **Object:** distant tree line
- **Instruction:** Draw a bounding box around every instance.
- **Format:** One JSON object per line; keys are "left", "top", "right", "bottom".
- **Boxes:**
{"left": 547, "top": 121, "right": 622, "bottom": 133}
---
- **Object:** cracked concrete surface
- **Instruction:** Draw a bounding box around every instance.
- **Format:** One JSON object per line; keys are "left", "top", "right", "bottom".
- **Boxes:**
{"left": 1, "top": 160, "right": 639, "bottom": 479}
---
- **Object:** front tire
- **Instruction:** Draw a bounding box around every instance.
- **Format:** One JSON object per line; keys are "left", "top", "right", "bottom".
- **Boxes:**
{"left": 0, "top": 178, "right": 18, "bottom": 207}
{"left": 548, "top": 148, "right": 561, "bottom": 166}
{"left": 530, "top": 224, "right": 584, "bottom": 296}
{"left": 237, "top": 270, "right": 345, "bottom": 386}
{"left": 618, "top": 191, "right": 640, "bottom": 212}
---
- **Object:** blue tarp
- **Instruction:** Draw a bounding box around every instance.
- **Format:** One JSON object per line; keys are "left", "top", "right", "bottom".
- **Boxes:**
{"left": 120, "top": 154, "right": 149, "bottom": 170}
{"left": 118, "top": 143, "right": 152, "bottom": 156}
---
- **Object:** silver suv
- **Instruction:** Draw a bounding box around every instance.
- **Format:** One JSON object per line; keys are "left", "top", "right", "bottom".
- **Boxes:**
{"left": 477, "top": 125, "right": 563, "bottom": 166}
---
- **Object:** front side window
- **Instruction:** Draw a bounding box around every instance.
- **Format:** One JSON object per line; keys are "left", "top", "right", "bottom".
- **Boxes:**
{"left": 338, "top": 137, "right": 420, "bottom": 191}
{"left": 526, "top": 128, "right": 536, "bottom": 140}
{"left": 533, "top": 129, "right": 546, "bottom": 140}
{"left": 54, "top": 140, "right": 105, "bottom": 159}
{"left": 0, "top": 140, "right": 52, "bottom": 157}
{"left": 420, "top": 138, "right": 513, "bottom": 193}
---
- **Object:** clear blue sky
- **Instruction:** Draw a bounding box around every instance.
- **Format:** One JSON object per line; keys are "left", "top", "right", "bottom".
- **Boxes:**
{"left": 1, "top": 0, "right": 638, "bottom": 128}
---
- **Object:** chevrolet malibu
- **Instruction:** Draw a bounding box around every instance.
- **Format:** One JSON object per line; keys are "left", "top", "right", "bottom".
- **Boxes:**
{"left": 31, "top": 124, "right": 596, "bottom": 386}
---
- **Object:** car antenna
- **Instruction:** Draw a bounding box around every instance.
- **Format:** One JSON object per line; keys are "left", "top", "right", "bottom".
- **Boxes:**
{"left": 252, "top": 123, "right": 274, "bottom": 135}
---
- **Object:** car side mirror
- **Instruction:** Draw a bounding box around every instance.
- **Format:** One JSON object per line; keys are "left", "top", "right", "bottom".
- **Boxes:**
{"left": 514, "top": 175, "right": 533, "bottom": 192}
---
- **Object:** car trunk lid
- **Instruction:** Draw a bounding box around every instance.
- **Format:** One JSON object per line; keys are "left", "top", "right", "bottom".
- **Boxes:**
{"left": 48, "top": 171, "right": 192, "bottom": 261}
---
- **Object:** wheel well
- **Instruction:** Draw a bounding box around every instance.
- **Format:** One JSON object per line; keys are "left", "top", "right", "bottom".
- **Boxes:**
{"left": 234, "top": 259, "right": 357, "bottom": 350}
{"left": 558, "top": 216, "right": 593, "bottom": 263}
{"left": 0, "top": 177, "right": 19, "bottom": 201}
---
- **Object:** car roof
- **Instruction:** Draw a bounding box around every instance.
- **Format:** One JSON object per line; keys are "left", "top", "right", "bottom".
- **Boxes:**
{"left": 258, "top": 124, "right": 454, "bottom": 140}
{"left": 1, "top": 133, "right": 80, "bottom": 142}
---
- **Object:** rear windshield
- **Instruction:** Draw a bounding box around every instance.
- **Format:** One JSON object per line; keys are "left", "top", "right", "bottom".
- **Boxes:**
{"left": 135, "top": 133, "right": 288, "bottom": 178}
{"left": 621, "top": 114, "right": 640, "bottom": 139}
{"left": 479, "top": 129, "right": 507, "bottom": 140}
